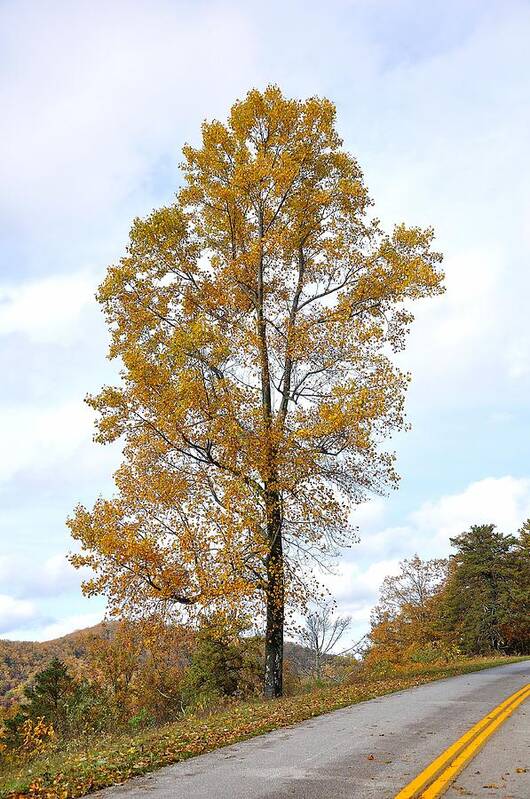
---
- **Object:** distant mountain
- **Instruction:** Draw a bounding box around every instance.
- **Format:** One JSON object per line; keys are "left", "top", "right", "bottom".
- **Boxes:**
{"left": 0, "top": 624, "right": 105, "bottom": 706}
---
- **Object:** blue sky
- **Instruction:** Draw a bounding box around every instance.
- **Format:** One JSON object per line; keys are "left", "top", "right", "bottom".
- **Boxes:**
{"left": 1, "top": 0, "right": 530, "bottom": 645}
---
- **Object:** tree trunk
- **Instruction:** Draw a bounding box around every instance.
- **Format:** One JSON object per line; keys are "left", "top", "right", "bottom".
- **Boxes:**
{"left": 264, "top": 577, "right": 284, "bottom": 698}
{"left": 315, "top": 650, "right": 321, "bottom": 679}
{"left": 264, "top": 491, "right": 284, "bottom": 698}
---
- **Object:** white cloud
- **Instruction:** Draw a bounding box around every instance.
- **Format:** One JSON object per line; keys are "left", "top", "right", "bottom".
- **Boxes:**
{"left": 374, "top": 476, "right": 530, "bottom": 562}
{"left": 399, "top": 243, "right": 530, "bottom": 412}
{"left": 0, "top": 270, "right": 121, "bottom": 490}
{"left": 506, "top": 339, "right": 530, "bottom": 380}
{"left": 26, "top": 612, "right": 103, "bottom": 643}
{"left": 0, "top": 552, "right": 103, "bottom": 642}
{"left": 353, "top": 525, "right": 417, "bottom": 561}
{"left": 0, "top": 401, "right": 94, "bottom": 483}
{"left": 0, "top": 271, "right": 98, "bottom": 343}
{"left": 0, "top": 0, "right": 255, "bottom": 239}
{"left": 0, "top": 553, "right": 87, "bottom": 599}
{"left": 325, "top": 559, "right": 401, "bottom": 608}
{"left": 411, "top": 475, "right": 530, "bottom": 547}
{"left": 0, "top": 594, "right": 40, "bottom": 634}
{"left": 3, "top": 611, "right": 103, "bottom": 643}
{"left": 349, "top": 498, "right": 386, "bottom": 530}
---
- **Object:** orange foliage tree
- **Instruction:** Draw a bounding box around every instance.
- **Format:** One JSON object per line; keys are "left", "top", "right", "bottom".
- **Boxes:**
{"left": 68, "top": 86, "right": 443, "bottom": 697}
{"left": 367, "top": 555, "right": 449, "bottom": 663}
{"left": 84, "top": 620, "right": 190, "bottom": 722}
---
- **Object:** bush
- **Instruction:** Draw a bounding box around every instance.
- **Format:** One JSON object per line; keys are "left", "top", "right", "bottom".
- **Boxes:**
{"left": 181, "top": 618, "right": 261, "bottom": 710}
{"left": 65, "top": 681, "right": 117, "bottom": 740}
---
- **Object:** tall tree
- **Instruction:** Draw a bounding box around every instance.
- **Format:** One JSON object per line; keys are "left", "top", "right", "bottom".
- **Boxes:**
{"left": 441, "top": 524, "right": 516, "bottom": 655}
{"left": 500, "top": 520, "right": 530, "bottom": 653}
{"left": 68, "top": 86, "right": 443, "bottom": 697}
{"left": 368, "top": 555, "right": 448, "bottom": 659}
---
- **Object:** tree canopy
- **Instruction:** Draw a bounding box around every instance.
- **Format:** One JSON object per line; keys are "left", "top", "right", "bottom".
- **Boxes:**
{"left": 68, "top": 85, "right": 444, "bottom": 696}
{"left": 441, "top": 524, "right": 523, "bottom": 654}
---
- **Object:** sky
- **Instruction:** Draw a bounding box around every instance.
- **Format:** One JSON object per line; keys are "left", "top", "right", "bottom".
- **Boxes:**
{"left": 1, "top": 0, "right": 530, "bottom": 646}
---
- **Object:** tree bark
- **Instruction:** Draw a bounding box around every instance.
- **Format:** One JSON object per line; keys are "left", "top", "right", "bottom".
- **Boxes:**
{"left": 255, "top": 211, "right": 285, "bottom": 699}
{"left": 264, "top": 488, "right": 284, "bottom": 698}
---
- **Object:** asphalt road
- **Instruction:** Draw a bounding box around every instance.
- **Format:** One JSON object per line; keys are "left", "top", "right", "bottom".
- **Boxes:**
{"left": 444, "top": 691, "right": 529, "bottom": 799}
{"left": 95, "top": 660, "right": 529, "bottom": 799}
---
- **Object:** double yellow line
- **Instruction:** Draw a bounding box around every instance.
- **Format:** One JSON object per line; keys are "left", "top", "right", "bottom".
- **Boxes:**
{"left": 395, "top": 682, "right": 530, "bottom": 799}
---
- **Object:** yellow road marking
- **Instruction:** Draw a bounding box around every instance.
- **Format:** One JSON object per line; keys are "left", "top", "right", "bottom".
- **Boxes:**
{"left": 394, "top": 682, "right": 530, "bottom": 799}
{"left": 421, "top": 685, "right": 530, "bottom": 799}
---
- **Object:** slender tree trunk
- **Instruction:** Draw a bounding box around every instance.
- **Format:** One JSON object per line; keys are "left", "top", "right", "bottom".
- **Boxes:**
{"left": 255, "top": 211, "right": 285, "bottom": 699}
{"left": 315, "top": 649, "right": 321, "bottom": 679}
{"left": 264, "top": 488, "right": 284, "bottom": 698}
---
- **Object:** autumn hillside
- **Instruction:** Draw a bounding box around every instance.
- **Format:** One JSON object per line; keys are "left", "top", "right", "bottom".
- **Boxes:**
{"left": 0, "top": 625, "right": 105, "bottom": 707}
{"left": 0, "top": 625, "right": 317, "bottom": 709}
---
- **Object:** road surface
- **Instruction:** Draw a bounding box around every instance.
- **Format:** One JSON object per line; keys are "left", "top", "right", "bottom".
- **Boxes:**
{"left": 95, "top": 660, "right": 529, "bottom": 799}
{"left": 444, "top": 693, "right": 529, "bottom": 798}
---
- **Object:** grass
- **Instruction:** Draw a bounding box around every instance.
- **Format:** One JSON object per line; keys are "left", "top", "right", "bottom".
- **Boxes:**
{"left": 1, "top": 656, "right": 527, "bottom": 799}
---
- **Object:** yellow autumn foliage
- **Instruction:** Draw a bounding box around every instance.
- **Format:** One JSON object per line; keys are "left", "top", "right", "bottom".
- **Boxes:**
{"left": 67, "top": 85, "right": 443, "bottom": 697}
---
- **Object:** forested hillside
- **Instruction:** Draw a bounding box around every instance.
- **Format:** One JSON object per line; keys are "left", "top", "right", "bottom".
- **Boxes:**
{"left": 0, "top": 625, "right": 107, "bottom": 707}
{"left": 0, "top": 624, "right": 319, "bottom": 709}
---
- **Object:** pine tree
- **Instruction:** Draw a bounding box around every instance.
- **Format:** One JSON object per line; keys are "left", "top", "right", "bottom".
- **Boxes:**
{"left": 441, "top": 525, "right": 516, "bottom": 654}
{"left": 23, "top": 658, "right": 74, "bottom": 733}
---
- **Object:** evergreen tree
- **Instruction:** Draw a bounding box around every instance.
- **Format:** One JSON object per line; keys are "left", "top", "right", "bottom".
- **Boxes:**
{"left": 501, "top": 521, "right": 530, "bottom": 653}
{"left": 441, "top": 524, "right": 516, "bottom": 655}
{"left": 23, "top": 657, "right": 75, "bottom": 733}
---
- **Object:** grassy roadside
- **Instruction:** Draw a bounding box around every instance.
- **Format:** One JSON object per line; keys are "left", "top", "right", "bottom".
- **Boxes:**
{"left": 2, "top": 656, "right": 527, "bottom": 799}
